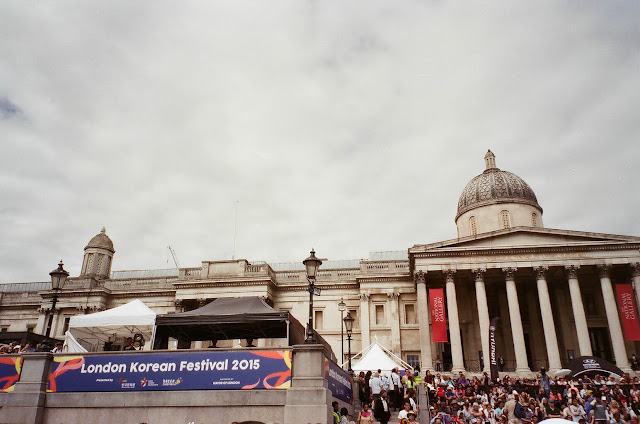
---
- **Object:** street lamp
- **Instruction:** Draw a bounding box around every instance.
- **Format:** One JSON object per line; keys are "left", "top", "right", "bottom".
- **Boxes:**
{"left": 45, "top": 261, "right": 69, "bottom": 339}
{"left": 338, "top": 298, "right": 346, "bottom": 366}
{"left": 343, "top": 312, "right": 355, "bottom": 371}
{"left": 303, "top": 249, "right": 322, "bottom": 343}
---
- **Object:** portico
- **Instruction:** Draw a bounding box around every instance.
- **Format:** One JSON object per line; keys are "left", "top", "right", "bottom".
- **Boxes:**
{"left": 410, "top": 227, "right": 640, "bottom": 375}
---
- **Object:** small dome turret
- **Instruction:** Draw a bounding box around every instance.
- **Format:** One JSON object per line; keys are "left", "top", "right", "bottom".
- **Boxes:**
{"left": 80, "top": 227, "right": 115, "bottom": 279}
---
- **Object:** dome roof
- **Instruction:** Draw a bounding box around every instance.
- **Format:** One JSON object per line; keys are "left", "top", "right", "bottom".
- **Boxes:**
{"left": 85, "top": 227, "right": 115, "bottom": 252}
{"left": 456, "top": 151, "right": 541, "bottom": 219}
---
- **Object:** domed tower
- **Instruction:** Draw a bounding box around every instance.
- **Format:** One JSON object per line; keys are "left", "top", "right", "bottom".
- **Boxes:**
{"left": 80, "top": 227, "right": 115, "bottom": 279}
{"left": 456, "top": 150, "right": 543, "bottom": 237}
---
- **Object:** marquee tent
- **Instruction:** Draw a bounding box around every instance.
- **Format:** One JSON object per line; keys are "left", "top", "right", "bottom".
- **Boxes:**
{"left": 347, "top": 339, "right": 412, "bottom": 373}
{"left": 154, "top": 296, "right": 335, "bottom": 360}
{"left": 66, "top": 299, "right": 156, "bottom": 351}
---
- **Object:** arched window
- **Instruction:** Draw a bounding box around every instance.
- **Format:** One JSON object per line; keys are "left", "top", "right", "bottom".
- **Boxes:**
{"left": 469, "top": 216, "right": 477, "bottom": 235}
{"left": 532, "top": 212, "right": 538, "bottom": 227}
{"left": 500, "top": 210, "right": 511, "bottom": 229}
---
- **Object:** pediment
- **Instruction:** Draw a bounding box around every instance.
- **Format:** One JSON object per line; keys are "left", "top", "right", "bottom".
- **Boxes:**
{"left": 411, "top": 227, "right": 640, "bottom": 253}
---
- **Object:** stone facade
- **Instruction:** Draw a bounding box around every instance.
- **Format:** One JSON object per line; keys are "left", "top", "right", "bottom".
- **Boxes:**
{"left": 1, "top": 151, "right": 639, "bottom": 375}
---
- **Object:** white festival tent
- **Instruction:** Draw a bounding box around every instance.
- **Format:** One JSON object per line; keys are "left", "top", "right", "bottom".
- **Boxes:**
{"left": 66, "top": 299, "right": 156, "bottom": 352}
{"left": 346, "top": 338, "right": 413, "bottom": 373}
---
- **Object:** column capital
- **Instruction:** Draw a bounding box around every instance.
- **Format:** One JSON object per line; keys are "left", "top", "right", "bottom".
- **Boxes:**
{"left": 502, "top": 267, "right": 517, "bottom": 280}
{"left": 565, "top": 265, "right": 580, "bottom": 279}
{"left": 444, "top": 269, "right": 456, "bottom": 282}
{"left": 534, "top": 266, "right": 548, "bottom": 280}
{"left": 387, "top": 292, "right": 400, "bottom": 300}
{"left": 632, "top": 263, "right": 640, "bottom": 278}
{"left": 414, "top": 271, "right": 426, "bottom": 286}
{"left": 472, "top": 268, "right": 486, "bottom": 282}
{"left": 598, "top": 264, "right": 611, "bottom": 279}
{"left": 359, "top": 293, "right": 370, "bottom": 302}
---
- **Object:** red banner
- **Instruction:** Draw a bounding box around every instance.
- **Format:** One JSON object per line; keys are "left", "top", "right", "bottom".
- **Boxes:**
{"left": 616, "top": 284, "right": 640, "bottom": 341}
{"left": 430, "top": 288, "right": 447, "bottom": 343}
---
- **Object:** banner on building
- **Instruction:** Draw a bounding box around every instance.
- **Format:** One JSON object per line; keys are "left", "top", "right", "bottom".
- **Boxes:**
{"left": 489, "top": 317, "right": 499, "bottom": 382}
{"left": 615, "top": 284, "right": 640, "bottom": 341}
{"left": 324, "top": 359, "right": 353, "bottom": 404}
{"left": 47, "top": 349, "right": 291, "bottom": 392}
{"left": 0, "top": 357, "right": 22, "bottom": 392}
{"left": 430, "top": 288, "right": 447, "bottom": 343}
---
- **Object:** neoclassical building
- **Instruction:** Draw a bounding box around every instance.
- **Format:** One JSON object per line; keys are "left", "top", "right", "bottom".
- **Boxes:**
{"left": 1, "top": 151, "right": 639, "bottom": 375}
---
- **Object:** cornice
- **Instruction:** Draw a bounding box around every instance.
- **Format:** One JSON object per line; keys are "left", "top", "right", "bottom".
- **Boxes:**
{"left": 113, "top": 291, "right": 176, "bottom": 298}
{"left": 39, "top": 288, "right": 112, "bottom": 299}
{"left": 173, "top": 279, "right": 276, "bottom": 290}
{"left": 412, "top": 243, "right": 640, "bottom": 259}
{"left": 278, "top": 283, "right": 357, "bottom": 292}
{"left": 357, "top": 275, "right": 412, "bottom": 284}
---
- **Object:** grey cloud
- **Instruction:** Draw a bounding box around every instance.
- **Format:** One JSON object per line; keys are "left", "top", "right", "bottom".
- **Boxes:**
{"left": 0, "top": 1, "right": 639, "bottom": 282}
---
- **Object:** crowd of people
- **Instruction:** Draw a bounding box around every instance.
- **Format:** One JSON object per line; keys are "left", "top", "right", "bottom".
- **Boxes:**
{"left": 341, "top": 367, "right": 640, "bottom": 424}
{"left": 0, "top": 340, "right": 63, "bottom": 353}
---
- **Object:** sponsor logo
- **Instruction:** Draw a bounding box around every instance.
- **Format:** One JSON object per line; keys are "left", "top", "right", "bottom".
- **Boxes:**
{"left": 162, "top": 377, "right": 183, "bottom": 387}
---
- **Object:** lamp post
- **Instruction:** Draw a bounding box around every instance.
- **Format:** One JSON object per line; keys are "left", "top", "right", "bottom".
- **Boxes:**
{"left": 303, "top": 249, "right": 322, "bottom": 343}
{"left": 45, "top": 261, "right": 69, "bottom": 339}
{"left": 338, "top": 298, "right": 346, "bottom": 367}
{"left": 343, "top": 312, "right": 355, "bottom": 371}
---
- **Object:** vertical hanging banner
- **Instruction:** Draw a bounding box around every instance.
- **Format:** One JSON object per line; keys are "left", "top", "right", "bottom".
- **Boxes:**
{"left": 430, "top": 288, "right": 447, "bottom": 343}
{"left": 615, "top": 284, "right": 640, "bottom": 341}
{"left": 489, "top": 317, "right": 499, "bottom": 382}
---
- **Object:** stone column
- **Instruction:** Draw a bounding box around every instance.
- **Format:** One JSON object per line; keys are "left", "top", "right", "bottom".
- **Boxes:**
{"left": 566, "top": 266, "right": 592, "bottom": 356}
{"left": 632, "top": 264, "right": 640, "bottom": 317}
{"left": 359, "top": 293, "right": 371, "bottom": 348}
{"left": 35, "top": 309, "right": 47, "bottom": 335}
{"left": 283, "top": 344, "right": 333, "bottom": 424}
{"left": 598, "top": 265, "right": 632, "bottom": 372}
{"left": 0, "top": 352, "right": 52, "bottom": 424}
{"left": 473, "top": 269, "right": 491, "bottom": 373}
{"left": 388, "top": 292, "right": 401, "bottom": 355}
{"left": 534, "top": 266, "right": 562, "bottom": 373}
{"left": 503, "top": 268, "right": 530, "bottom": 374}
{"left": 415, "top": 271, "right": 433, "bottom": 371}
{"left": 445, "top": 270, "right": 464, "bottom": 373}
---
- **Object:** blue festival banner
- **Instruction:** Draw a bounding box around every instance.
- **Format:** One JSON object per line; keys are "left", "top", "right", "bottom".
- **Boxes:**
{"left": 0, "top": 357, "right": 22, "bottom": 392}
{"left": 324, "top": 359, "right": 353, "bottom": 404}
{"left": 48, "top": 349, "right": 291, "bottom": 392}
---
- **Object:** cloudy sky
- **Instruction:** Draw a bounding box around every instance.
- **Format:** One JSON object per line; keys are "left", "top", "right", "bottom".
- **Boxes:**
{"left": 1, "top": 1, "right": 639, "bottom": 283}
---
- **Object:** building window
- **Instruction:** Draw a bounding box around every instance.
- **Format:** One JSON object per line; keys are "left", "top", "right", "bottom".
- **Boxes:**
{"left": 500, "top": 210, "right": 511, "bottom": 229}
{"left": 532, "top": 212, "right": 538, "bottom": 227}
{"left": 26, "top": 324, "right": 35, "bottom": 333}
{"left": 314, "top": 310, "right": 323, "bottom": 330}
{"left": 1, "top": 327, "right": 8, "bottom": 333}
{"left": 406, "top": 354, "right": 420, "bottom": 369}
{"left": 404, "top": 304, "right": 417, "bottom": 324}
{"left": 348, "top": 309, "right": 359, "bottom": 328}
{"left": 375, "top": 304, "right": 385, "bottom": 325}
{"left": 469, "top": 216, "right": 477, "bottom": 235}
{"left": 63, "top": 317, "right": 71, "bottom": 334}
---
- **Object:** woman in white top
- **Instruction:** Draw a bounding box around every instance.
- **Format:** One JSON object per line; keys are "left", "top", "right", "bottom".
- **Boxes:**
{"left": 569, "top": 398, "right": 586, "bottom": 422}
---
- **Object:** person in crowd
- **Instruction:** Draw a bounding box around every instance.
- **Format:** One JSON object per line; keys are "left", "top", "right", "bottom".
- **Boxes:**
{"left": 398, "top": 400, "right": 412, "bottom": 423}
{"left": 245, "top": 338, "right": 255, "bottom": 347}
{"left": 570, "top": 397, "right": 587, "bottom": 422}
{"left": 332, "top": 401, "right": 340, "bottom": 424}
{"left": 538, "top": 368, "right": 551, "bottom": 398}
{"left": 374, "top": 390, "right": 392, "bottom": 424}
{"left": 20, "top": 342, "right": 36, "bottom": 353}
{"left": 370, "top": 372, "right": 383, "bottom": 402}
{"left": 406, "top": 410, "right": 418, "bottom": 423}
{"left": 391, "top": 368, "right": 402, "bottom": 409}
{"left": 123, "top": 337, "right": 135, "bottom": 350}
{"left": 51, "top": 341, "right": 63, "bottom": 353}
{"left": 357, "top": 401, "right": 374, "bottom": 424}
{"left": 339, "top": 407, "right": 350, "bottom": 424}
